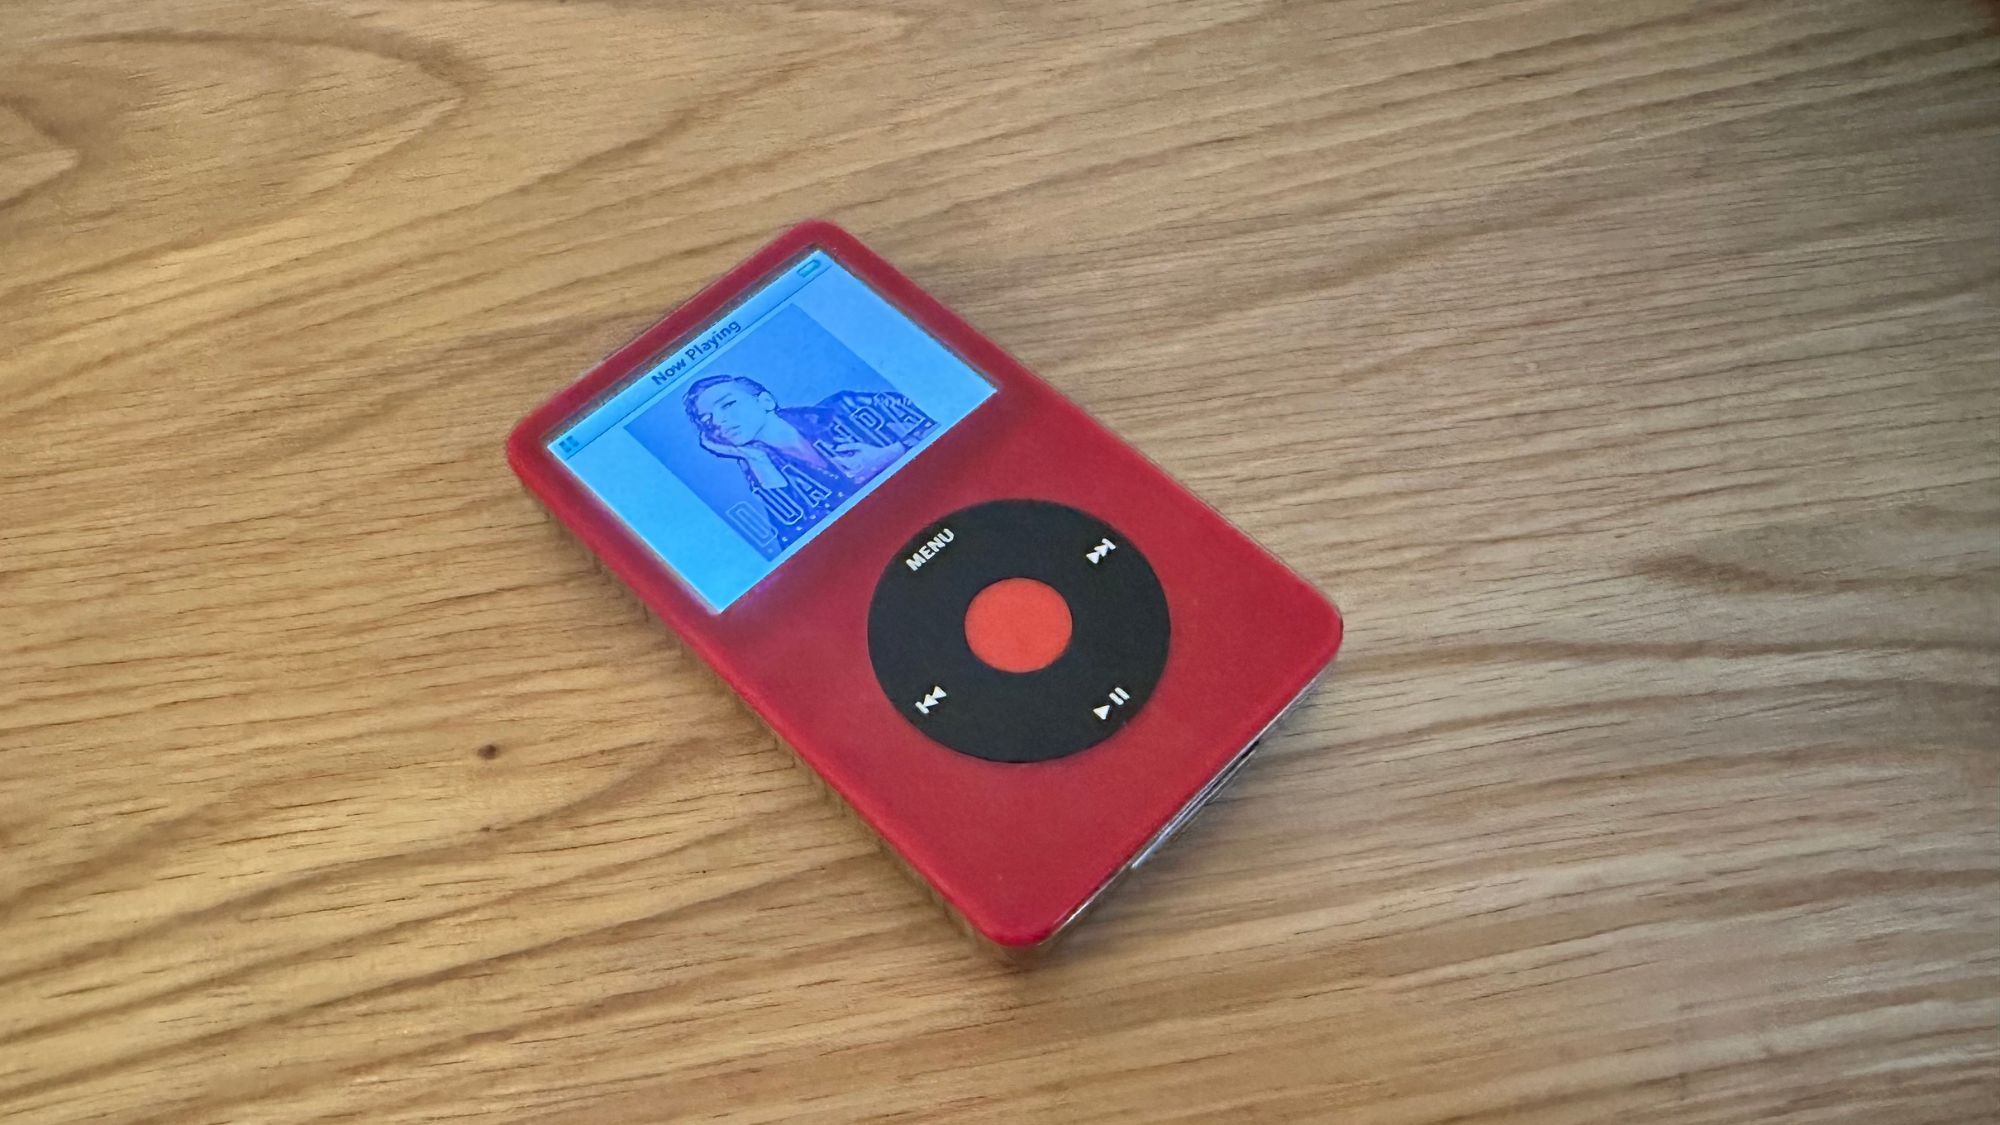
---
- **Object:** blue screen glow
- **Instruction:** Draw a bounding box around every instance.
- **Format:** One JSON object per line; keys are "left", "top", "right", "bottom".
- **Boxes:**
{"left": 549, "top": 251, "right": 995, "bottom": 610}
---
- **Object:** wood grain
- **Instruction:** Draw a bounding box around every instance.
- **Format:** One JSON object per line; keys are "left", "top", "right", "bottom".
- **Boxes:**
{"left": 3, "top": 0, "right": 1997, "bottom": 1121}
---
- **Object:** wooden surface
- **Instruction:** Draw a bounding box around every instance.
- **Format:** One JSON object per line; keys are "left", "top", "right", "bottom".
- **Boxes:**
{"left": 2, "top": 0, "right": 1997, "bottom": 1120}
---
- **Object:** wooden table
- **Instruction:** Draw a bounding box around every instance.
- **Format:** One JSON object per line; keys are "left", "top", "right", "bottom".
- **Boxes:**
{"left": 3, "top": 1, "right": 1996, "bottom": 1121}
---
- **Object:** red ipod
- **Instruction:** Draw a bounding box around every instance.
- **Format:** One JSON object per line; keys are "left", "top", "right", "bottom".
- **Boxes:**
{"left": 508, "top": 221, "right": 1343, "bottom": 957}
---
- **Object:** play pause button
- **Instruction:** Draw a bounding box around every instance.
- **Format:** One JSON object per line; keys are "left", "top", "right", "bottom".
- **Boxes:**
{"left": 1093, "top": 686, "right": 1132, "bottom": 720}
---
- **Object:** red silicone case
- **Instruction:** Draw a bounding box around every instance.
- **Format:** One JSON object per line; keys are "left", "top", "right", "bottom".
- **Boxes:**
{"left": 508, "top": 221, "right": 1343, "bottom": 951}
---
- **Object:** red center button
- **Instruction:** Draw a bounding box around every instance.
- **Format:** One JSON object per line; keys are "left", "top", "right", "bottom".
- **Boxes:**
{"left": 963, "top": 577, "right": 1073, "bottom": 673}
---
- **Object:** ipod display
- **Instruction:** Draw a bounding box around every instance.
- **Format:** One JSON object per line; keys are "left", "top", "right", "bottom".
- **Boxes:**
{"left": 549, "top": 250, "right": 994, "bottom": 609}
{"left": 510, "top": 221, "right": 1343, "bottom": 957}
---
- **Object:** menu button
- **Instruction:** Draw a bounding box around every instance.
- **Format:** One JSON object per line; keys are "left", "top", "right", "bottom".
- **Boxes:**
{"left": 905, "top": 528, "right": 956, "bottom": 572}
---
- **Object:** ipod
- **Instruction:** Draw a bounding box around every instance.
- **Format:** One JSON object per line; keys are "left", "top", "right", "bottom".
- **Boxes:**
{"left": 508, "top": 221, "right": 1343, "bottom": 958}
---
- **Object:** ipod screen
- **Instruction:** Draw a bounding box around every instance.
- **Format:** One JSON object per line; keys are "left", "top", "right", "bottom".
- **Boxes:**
{"left": 548, "top": 250, "right": 996, "bottom": 609}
